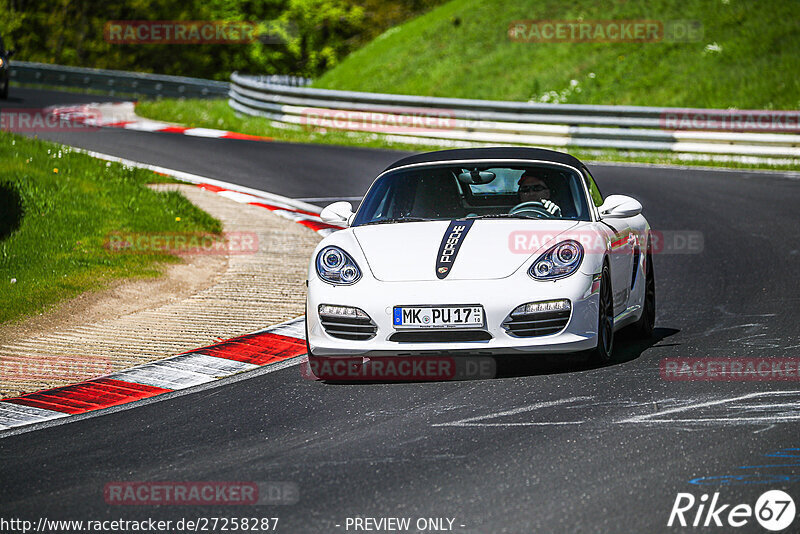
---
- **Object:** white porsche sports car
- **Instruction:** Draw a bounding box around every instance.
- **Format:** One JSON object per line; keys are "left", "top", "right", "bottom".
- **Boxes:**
{"left": 305, "top": 147, "right": 655, "bottom": 366}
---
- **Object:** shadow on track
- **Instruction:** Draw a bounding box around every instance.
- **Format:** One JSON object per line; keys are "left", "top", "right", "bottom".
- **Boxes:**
{"left": 0, "top": 181, "right": 24, "bottom": 240}
{"left": 491, "top": 326, "right": 679, "bottom": 379}
{"left": 309, "top": 327, "right": 679, "bottom": 385}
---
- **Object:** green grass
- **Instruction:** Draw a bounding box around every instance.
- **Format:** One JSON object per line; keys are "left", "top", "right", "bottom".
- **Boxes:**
{"left": 136, "top": 98, "right": 800, "bottom": 172}
{"left": 135, "top": 98, "right": 435, "bottom": 150}
{"left": 0, "top": 132, "right": 221, "bottom": 324}
{"left": 314, "top": 0, "right": 800, "bottom": 109}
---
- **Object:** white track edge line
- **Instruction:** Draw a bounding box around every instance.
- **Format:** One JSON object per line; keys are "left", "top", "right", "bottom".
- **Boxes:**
{"left": 73, "top": 148, "right": 323, "bottom": 214}
{"left": 0, "top": 355, "right": 308, "bottom": 439}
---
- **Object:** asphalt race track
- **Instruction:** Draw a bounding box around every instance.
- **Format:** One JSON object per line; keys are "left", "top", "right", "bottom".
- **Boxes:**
{"left": 2, "top": 88, "right": 800, "bottom": 533}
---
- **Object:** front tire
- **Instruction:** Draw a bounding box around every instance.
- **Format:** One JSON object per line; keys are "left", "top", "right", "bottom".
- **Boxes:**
{"left": 0, "top": 79, "right": 8, "bottom": 99}
{"left": 631, "top": 243, "right": 655, "bottom": 338}
{"left": 589, "top": 263, "right": 614, "bottom": 364}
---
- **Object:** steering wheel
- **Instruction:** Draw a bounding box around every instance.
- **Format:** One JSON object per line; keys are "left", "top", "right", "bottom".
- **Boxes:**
{"left": 509, "top": 201, "right": 552, "bottom": 218}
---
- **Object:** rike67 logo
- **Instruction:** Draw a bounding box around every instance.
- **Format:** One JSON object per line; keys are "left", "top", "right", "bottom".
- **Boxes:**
{"left": 668, "top": 490, "right": 796, "bottom": 531}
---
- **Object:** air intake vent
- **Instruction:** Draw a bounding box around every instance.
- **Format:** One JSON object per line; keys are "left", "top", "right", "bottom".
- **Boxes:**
{"left": 503, "top": 309, "right": 570, "bottom": 337}
{"left": 389, "top": 330, "right": 492, "bottom": 343}
{"left": 320, "top": 314, "right": 377, "bottom": 341}
{"left": 631, "top": 246, "right": 640, "bottom": 289}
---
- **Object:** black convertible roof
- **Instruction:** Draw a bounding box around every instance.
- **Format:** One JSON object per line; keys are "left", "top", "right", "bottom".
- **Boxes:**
{"left": 382, "top": 147, "right": 585, "bottom": 173}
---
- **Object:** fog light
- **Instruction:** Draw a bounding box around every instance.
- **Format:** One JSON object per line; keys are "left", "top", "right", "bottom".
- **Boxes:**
{"left": 318, "top": 304, "right": 369, "bottom": 318}
{"left": 511, "top": 299, "right": 571, "bottom": 315}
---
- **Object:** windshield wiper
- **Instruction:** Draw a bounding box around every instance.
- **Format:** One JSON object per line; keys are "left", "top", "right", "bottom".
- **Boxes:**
{"left": 360, "top": 217, "right": 428, "bottom": 226}
{"left": 469, "top": 213, "right": 540, "bottom": 219}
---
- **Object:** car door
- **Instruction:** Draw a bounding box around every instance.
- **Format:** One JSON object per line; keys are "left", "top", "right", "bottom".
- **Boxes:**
{"left": 602, "top": 218, "right": 636, "bottom": 316}
{"left": 583, "top": 167, "right": 635, "bottom": 316}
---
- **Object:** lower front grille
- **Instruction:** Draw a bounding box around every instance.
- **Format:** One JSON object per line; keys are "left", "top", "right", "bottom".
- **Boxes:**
{"left": 389, "top": 330, "right": 492, "bottom": 343}
{"left": 320, "top": 314, "right": 377, "bottom": 341}
{"left": 502, "top": 309, "right": 571, "bottom": 337}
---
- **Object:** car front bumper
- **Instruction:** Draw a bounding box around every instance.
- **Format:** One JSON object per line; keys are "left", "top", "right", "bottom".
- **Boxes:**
{"left": 307, "top": 271, "right": 600, "bottom": 357}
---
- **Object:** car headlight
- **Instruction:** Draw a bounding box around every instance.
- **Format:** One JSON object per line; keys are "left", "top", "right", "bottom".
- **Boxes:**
{"left": 529, "top": 240, "right": 583, "bottom": 280}
{"left": 316, "top": 246, "right": 362, "bottom": 285}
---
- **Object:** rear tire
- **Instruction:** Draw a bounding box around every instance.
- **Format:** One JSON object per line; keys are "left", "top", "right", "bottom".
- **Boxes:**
{"left": 589, "top": 263, "right": 614, "bottom": 364}
{"left": 631, "top": 243, "right": 655, "bottom": 339}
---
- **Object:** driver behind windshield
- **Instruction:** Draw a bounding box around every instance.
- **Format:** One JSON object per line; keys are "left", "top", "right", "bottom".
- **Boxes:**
{"left": 517, "top": 172, "right": 562, "bottom": 217}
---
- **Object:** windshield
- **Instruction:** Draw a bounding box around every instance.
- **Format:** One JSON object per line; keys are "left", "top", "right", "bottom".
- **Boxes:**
{"left": 352, "top": 162, "right": 591, "bottom": 226}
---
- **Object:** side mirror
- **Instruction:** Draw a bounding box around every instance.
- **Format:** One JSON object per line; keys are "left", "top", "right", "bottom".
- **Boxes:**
{"left": 599, "top": 195, "right": 642, "bottom": 219}
{"left": 6, "top": 49, "right": 14, "bottom": 58}
{"left": 320, "top": 201, "right": 354, "bottom": 226}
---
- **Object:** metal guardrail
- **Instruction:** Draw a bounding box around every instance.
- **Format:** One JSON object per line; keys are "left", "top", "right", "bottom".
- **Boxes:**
{"left": 10, "top": 61, "right": 228, "bottom": 98}
{"left": 229, "top": 72, "right": 800, "bottom": 158}
{"left": 240, "top": 74, "right": 313, "bottom": 87}
{"left": 8, "top": 62, "right": 797, "bottom": 158}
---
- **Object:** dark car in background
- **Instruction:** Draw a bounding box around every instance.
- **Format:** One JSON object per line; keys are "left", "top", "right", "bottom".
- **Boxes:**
{"left": 0, "top": 35, "right": 14, "bottom": 99}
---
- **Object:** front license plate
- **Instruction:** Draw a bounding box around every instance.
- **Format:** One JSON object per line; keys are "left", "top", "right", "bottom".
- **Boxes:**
{"left": 393, "top": 306, "right": 484, "bottom": 329}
